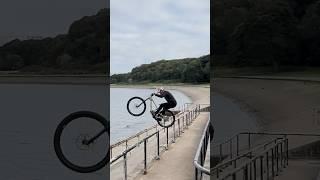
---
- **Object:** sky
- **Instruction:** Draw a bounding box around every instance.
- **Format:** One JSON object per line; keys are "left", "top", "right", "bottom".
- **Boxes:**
{"left": 111, "top": 0, "right": 210, "bottom": 74}
{"left": 0, "top": 0, "right": 107, "bottom": 45}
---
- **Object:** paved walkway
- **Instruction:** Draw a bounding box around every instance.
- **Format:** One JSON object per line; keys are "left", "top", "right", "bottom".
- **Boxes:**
{"left": 134, "top": 113, "right": 210, "bottom": 180}
{"left": 275, "top": 160, "right": 320, "bottom": 180}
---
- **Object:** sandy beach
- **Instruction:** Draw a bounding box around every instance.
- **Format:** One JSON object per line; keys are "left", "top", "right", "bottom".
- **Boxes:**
{"left": 214, "top": 78, "right": 320, "bottom": 148}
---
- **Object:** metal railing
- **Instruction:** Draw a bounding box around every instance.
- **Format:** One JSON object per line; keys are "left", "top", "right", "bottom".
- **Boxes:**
{"left": 194, "top": 116, "right": 212, "bottom": 180}
{"left": 110, "top": 103, "right": 196, "bottom": 158}
{"left": 218, "top": 137, "right": 288, "bottom": 180}
{"left": 211, "top": 132, "right": 320, "bottom": 180}
{"left": 110, "top": 104, "right": 206, "bottom": 180}
{"left": 212, "top": 137, "right": 284, "bottom": 177}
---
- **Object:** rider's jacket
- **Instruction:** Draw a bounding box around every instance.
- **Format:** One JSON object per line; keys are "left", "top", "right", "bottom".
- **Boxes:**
{"left": 155, "top": 91, "right": 177, "bottom": 105}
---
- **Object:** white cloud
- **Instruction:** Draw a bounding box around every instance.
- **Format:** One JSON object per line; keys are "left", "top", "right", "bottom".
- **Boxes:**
{"left": 111, "top": 0, "right": 210, "bottom": 74}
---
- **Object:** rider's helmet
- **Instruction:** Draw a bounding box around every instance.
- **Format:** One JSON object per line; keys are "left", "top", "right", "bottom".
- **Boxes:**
{"left": 157, "top": 87, "right": 165, "bottom": 94}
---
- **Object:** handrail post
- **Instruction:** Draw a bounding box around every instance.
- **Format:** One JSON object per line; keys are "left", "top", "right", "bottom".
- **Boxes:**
{"left": 220, "top": 144, "right": 223, "bottom": 161}
{"left": 248, "top": 133, "right": 251, "bottom": 149}
{"left": 244, "top": 164, "right": 248, "bottom": 180}
{"left": 272, "top": 147, "right": 275, "bottom": 178}
{"left": 166, "top": 127, "right": 169, "bottom": 150}
{"left": 260, "top": 156, "right": 264, "bottom": 180}
{"left": 266, "top": 151, "right": 269, "bottom": 180}
{"left": 286, "top": 138, "right": 289, "bottom": 166}
{"left": 144, "top": 139, "right": 147, "bottom": 174}
{"left": 156, "top": 131, "right": 160, "bottom": 160}
{"left": 230, "top": 139, "right": 233, "bottom": 159}
{"left": 123, "top": 154, "right": 127, "bottom": 180}
{"left": 178, "top": 118, "right": 181, "bottom": 137}
{"left": 236, "top": 135, "right": 239, "bottom": 156}
{"left": 172, "top": 123, "right": 176, "bottom": 143}
{"left": 280, "top": 141, "right": 283, "bottom": 169}
{"left": 254, "top": 159, "right": 257, "bottom": 180}
{"left": 276, "top": 144, "right": 279, "bottom": 175}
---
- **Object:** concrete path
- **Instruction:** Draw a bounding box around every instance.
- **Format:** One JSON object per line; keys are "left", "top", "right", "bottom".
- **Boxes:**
{"left": 134, "top": 113, "right": 210, "bottom": 180}
{"left": 275, "top": 160, "right": 320, "bottom": 180}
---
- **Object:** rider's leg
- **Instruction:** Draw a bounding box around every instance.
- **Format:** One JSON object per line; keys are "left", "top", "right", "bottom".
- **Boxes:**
{"left": 155, "top": 103, "right": 167, "bottom": 115}
{"left": 159, "top": 103, "right": 173, "bottom": 115}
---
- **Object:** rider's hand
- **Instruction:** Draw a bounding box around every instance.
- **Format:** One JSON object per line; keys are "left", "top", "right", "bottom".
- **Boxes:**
{"left": 151, "top": 93, "right": 155, "bottom": 96}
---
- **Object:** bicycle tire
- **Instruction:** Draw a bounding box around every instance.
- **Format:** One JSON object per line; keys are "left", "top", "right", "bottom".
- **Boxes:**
{"left": 54, "top": 111, "right": 109, "bottom": 173}
{"left": 127, "top": 96, "right": 146, "bottom": 116}
{"left": 157, "top": 109, "right": 175, "bottom": 128}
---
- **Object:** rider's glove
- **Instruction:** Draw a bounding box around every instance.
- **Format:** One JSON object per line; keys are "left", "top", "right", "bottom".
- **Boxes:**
{"left": 151, "top": 93, "right": 155, "bottom": 96}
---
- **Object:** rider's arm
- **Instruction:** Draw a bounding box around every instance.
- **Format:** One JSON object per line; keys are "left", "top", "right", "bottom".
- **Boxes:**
{"left": 153, "top": 93, "right": 163, "bottom": 98}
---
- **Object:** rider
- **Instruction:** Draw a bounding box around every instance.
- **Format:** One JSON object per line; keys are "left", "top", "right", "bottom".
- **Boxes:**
{"left": 151, "top": 87, "right": 177, "bottom": 120}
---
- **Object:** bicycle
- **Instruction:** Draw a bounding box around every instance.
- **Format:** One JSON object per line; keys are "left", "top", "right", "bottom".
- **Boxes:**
{"left": 53, "top": 111, "right": 109, "bottom": 173}
{"left": 127, "top": 93, "right": 176, "bottom": 128}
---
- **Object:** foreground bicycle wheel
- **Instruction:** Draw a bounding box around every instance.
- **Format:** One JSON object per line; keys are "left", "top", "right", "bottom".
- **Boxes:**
{"left": 157, "top": 109, "right": 175, "bottom": 128}
{"left": 54, "top": 111, "right": 109, "bottom": 173}
{"left": 127, "top": 96, "right": 146, "bottom": 116}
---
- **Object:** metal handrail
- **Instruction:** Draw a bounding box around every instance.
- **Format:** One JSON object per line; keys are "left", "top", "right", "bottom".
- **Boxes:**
{"left": 110, "top": 102, "right": 200, "bottom": 148}
{"left": 111, "top": 104, "right": 203, "bottom": 180}
{"left": 219, "top": 137, "right": 289, "bottom": 180}
{"left": 194, "top": 115, "right": 212, "bottom": 180}
{"left": 211, "top": 131, "right": 320, "bottom": 180}
{"left": 212, "top": 137, "right": 283, "bottom": 172}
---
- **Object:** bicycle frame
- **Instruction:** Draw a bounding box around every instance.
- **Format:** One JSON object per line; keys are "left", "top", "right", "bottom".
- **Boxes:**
{"left": 143, "top": 95, "right": 158, "bottom": 111}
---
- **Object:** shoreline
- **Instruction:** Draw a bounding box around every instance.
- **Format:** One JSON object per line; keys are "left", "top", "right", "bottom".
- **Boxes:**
{"left": 0, "top": 75, "right": 107, "bottom": 85}
{"left": 111, "top": 84, "right": 210, "bottom": 104}
{"left": 214, "top": 77, "right": 320, "bottom": 149}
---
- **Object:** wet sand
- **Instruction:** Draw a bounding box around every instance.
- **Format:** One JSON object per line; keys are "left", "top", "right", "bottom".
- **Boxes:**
{"left": 214, "top": 78, "right": 320, "bottom": 148}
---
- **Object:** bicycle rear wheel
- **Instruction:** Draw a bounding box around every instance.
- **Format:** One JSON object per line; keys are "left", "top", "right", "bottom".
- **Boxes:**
{"left": 54, "top": 111, "right": 109, "bottom": 173}
{"left": 127, "top": 96, "right": 146, "bottom": 116}
{"left": 157, "top": 109, "right": 175, "bottom": 128}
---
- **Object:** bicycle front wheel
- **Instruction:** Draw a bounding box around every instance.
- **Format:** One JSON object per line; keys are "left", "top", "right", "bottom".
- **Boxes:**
{"left": 127, "top": 96, "right": 146, "bottom": 116}
{"left": 54, "top": 111, "right": 109, "bottom": 173}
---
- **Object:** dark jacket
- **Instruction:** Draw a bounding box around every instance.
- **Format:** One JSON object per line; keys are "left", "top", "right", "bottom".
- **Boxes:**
{"left": 155, "top": 90, "right": 177, "bottom": 105}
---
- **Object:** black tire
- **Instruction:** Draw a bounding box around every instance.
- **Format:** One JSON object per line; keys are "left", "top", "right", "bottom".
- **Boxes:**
{"left": 127, "top": 96, "right": 146, "bottom": 116}
{"left": 157, "top": 109, "right": 175, "bottom": 128}
{"left": 54, "top": 111, "right": 109, "bottom": 173}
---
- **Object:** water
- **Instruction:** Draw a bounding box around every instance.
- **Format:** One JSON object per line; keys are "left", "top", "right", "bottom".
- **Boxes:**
{"left": 110, "top": 88, "right": 192, "bottom": 144}
{"left": 0, "top": 84, "right": 108, "bottom": 179}
{"left": 212, "top": 93, "right": 259, "bottom": 143}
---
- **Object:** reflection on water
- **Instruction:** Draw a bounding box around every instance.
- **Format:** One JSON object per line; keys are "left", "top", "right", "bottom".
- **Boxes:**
{"left": 0, "top": 84, "right": 107, "bottom": 179}
{"left": 212, "top": 93, "right": 259, "bottom": 143}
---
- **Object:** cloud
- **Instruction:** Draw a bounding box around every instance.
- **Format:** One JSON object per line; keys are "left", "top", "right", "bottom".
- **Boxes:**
{"left": 111, "top": 0, "right": 210, "bottom": 74}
